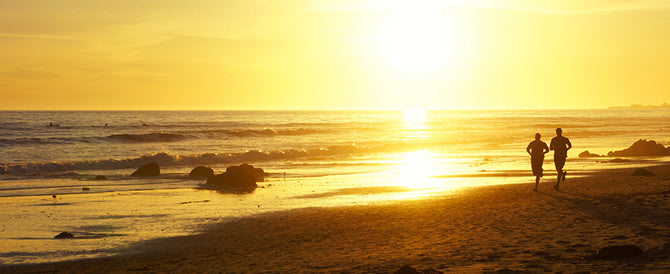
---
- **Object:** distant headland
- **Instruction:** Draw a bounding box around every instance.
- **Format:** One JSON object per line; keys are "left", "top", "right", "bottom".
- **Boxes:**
{"left": 608, "top": 103, "right": 670, "bottom": 109}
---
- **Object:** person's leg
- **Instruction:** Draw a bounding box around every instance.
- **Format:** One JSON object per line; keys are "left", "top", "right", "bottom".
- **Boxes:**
{"left": 554, "top": 158, "right": 565, "bottom": 189}
{"left": 562, "top": 169, "right": 567, "bottom": 182}
{"left": 531, "top": 157, "right": 540, "bottom": 190}
{"left": 554, "top": 159, "right": 560, "bottom": 189}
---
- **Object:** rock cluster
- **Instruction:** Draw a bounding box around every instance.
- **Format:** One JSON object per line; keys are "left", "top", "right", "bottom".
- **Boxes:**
{"left": 608, "top": 139, "right": 670, "bottom": 157}
{"left": 578, "top": 150, "right": 602, "bottom": 158}
{"left": 128, "top": 162, "right": 267, "bottom": 192}
{"left": 205, "top": 164, "right": 266, "bottom": 191}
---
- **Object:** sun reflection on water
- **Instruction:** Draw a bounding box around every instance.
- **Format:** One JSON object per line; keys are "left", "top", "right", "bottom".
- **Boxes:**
{"left": 402, "top": 108, "right": 430, "bottom": 139}
{"left": 402, "top": 108, "right": 427, "bottom": 129}
{"left": 403, "top": 108, "right": 426, "bottom": 126}
{"left": 393, "top": 150, "right": 440, "bottom": 189}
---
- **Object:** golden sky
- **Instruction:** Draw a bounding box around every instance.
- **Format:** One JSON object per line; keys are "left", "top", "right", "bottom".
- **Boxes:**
{"left": 1, "top": 0, "right": 669, "bottom": 110}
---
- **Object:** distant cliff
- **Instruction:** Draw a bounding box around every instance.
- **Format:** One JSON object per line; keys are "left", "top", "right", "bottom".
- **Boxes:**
{"left": 608, "top": 103, "right": 670, "bottom": 109}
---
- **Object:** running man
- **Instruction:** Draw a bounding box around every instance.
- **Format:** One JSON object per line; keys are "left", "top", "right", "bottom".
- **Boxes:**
{"left": 527, "top": 133, "right": 549, "bottom": 191}
{"left": 550, "top": 128, "right": 572, "bottom": 190}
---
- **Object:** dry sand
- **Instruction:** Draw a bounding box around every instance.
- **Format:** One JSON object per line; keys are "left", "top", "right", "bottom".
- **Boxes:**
{"left": 3, "top": 164, "right": 670, "bottom": 273}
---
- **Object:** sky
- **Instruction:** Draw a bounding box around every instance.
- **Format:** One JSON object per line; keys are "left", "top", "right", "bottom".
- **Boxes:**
{"left": 1, "top": 0, "right": 669, "bottom": 110}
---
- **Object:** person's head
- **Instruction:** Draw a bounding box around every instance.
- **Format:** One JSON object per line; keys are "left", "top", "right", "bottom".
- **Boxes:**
{"left": 556, "top": 128, "right": 563, "bottom": 136}
{"left": 535, "top": 133, "right": 541, "bottom": 140}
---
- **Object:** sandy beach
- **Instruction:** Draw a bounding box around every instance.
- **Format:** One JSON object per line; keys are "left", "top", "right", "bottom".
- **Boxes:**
{"left": 3, "top": 163, "right": 670, "bottom": 273}
{"left": 4, "top": 0, "right": 670, "bottom": 271}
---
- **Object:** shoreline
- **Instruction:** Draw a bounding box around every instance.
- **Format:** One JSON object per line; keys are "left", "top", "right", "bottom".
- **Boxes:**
{"left": 3, "top": 164, "right": 670, "bottom": 273}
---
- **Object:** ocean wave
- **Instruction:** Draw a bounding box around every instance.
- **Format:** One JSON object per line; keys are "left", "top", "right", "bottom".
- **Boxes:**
{"left": 0, "top": 137, "right": 93, "bottom": 146}
{"left": 106, "top": 133, "right": 187, "bottom": 143}
{"left": 529, "top": 123, "right": 609, "bottom": 129}
{"left": 0, "top": 139, "right": 459, "bottom": 175}
{"left": 104, "top": 128, "right": 323, "bottom": 142}
{"left": 0, "top": 144, "right": 370, "bottom": 175}
{"left": 193, "top": 128, "right": 324, "bottom": 138}
{"left": 0, "top": 128, "right": 327, "bottom": 147}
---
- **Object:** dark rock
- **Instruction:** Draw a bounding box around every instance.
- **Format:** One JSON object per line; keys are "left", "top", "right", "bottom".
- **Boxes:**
{"left": 204, "top": 164, "right": 267, "bottom": 191}
{"left": 226, "top": 163, "right": 266, "bottom": 182}
{"left": 131, "top": 162, "right": 160, "bottom": 177}
{"left": 82, "top": 187, "right": 90, "bottom": 191}
{"left": 205, "top": 164, "right": 266, "bottom": 191}
{"left": 579, "top": 150, "right": 601, "bottom": 158}
{"left": 94, "top": 175, "right": 107, "bottom": 180}
{"left": 189, "top": 166, "right": 214, "bottom": 178}
{"left": 206, "top": 172, "right": 256, "bottom": 190}
{"left": 608, "top": 139, "right": 670, "bottom": 157}
{"left": 596, "top": 245, "right": 643, "bottom": 259}
{"left": 632, "top": 168, "right": 655, "bottom": 176}
{"left": 54, "top": 232, "right": 74, "bottom": 239}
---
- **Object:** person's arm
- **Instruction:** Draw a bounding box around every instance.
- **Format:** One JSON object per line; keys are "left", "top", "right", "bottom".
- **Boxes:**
{"left": 549, "top": 139, "right": 555, "bottom": 151}
{"left": 543, "top": 143, "right": 549, "bottom": 154}
{"left": 526, "top": 143, "right": 532, "bottom": 155}
{"left": 566, "top": 138, "right": 572, "bottom": 150}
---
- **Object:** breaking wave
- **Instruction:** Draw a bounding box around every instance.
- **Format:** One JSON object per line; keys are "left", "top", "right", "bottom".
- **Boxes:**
{"left": 0, "top": 144, "right": 370, "bottom": 175}
{"left": 106, "top": 133, "right": 187, "bottom": 143}
{"left": 0, "top": 128, "right": 324, "bottom": 146}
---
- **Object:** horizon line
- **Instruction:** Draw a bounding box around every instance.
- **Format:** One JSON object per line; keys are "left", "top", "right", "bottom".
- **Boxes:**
{"left": 0, "top": 107, "right": 650, "bottom": 112}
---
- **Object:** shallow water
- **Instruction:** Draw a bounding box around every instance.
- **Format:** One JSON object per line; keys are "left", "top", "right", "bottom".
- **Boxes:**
{"left": 0, "top": 171, "right": 478, "bottom": 265}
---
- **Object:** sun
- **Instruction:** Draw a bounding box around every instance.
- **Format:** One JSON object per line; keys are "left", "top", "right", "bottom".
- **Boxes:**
{"left": 402, "top": 108, "right": 427, "bottom": 129}
{"left": 372, "top": 3, "right": 455, "bottom": 71}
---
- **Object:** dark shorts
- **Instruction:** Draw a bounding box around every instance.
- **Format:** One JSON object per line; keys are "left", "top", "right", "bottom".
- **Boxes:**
{"left": 531, "top": 156, "right": 544, "bottom": 177}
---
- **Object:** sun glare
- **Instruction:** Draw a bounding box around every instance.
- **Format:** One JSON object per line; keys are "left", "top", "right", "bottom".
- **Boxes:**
{"left": 402, "top": 108, "right": 427, "bottom": 128}
{"left": 373, "top": 4, "right": 455, "bottom": 71}
{"left": 394, "top": 150, "right": 440, "bottom": 189}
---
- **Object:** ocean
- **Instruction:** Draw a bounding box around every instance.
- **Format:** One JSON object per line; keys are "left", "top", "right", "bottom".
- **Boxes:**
{"left": 2, "top": 109, "right": 670, "bottom": 264}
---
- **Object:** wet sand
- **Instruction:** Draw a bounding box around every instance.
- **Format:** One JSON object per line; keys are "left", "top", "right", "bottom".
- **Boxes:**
{"left": 3, "top": 164, "right": 670, "bottom": 273}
